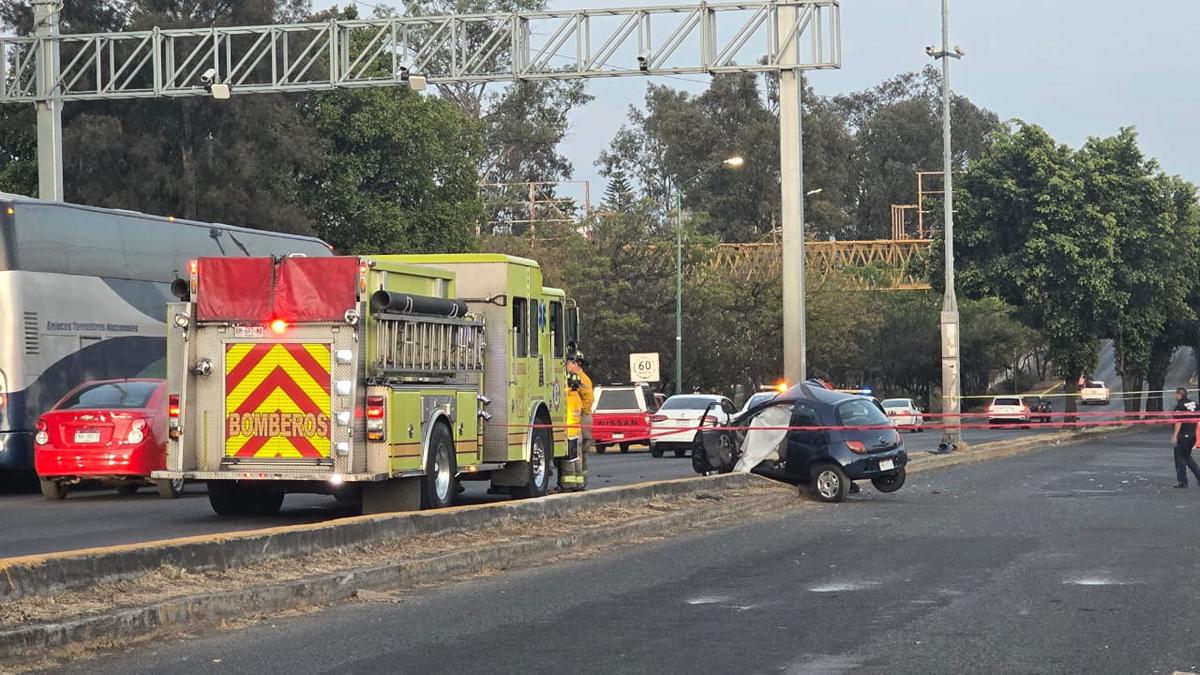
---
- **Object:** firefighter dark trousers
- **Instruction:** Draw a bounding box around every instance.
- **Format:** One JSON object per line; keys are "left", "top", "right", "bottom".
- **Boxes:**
{"left": 1175, "top": 437, "right": 1200, "bottom": 486}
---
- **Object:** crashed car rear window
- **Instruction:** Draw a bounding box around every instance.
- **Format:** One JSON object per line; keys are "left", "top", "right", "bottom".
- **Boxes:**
{"left": 661, "top": 396, "right": 719, "bottom": 411}
{"left": 835, "top": 399, "right": 889, "bottom": 427}
{"left": 994, "top": 397, "right": 1021, "bottom": 406}
{"left": 595, "top": 389, "right": 641, "bottom": 411}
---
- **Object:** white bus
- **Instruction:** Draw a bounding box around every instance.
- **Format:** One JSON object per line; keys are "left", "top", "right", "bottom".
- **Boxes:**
{"left": 0, "top": 195, "right": 330, "bottom": 475}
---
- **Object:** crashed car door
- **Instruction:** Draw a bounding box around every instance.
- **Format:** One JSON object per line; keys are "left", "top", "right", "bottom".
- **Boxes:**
{"left": 783, "top": 403, "right": 822, "bottom": 480}
{"left": 732, "top": 403, "right": 793, "bottom": 473}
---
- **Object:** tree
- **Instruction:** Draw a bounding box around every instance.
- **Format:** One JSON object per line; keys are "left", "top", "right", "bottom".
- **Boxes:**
{"left": 835, "top": 67, "right": 1001, "bottom": 239}
{"left": 601, "top": 169, "right": 635, "bottom": 212}
{"left": 0, "top": 0, "right": 324, "bottom": 235}
{"left": 946, "top": 121, "right": 1119, "bottom": 415}
{"left": 300, "top": 86, "right": 485, "bottom": 254}
{"left": 1076, "top": 130, "right": 1198, "bottom": 412}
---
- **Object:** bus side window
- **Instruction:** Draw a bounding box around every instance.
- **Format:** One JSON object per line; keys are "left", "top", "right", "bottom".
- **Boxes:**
{"left": 549, "top": 301, "right": 564, "bottom": 358}
{"left": 513, "top": 297, "right": 528, "bottom": 358}
{"left": 528, "top": 299, "right": 540, "bottom": 357}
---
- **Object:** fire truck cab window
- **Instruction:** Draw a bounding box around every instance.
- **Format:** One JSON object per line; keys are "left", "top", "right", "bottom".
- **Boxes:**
{"left": 513, "top": 297, "right": 528, "bottom": 358}
{"left": 529, "top": 299, "right": 540, "bottom": 357}
{"left": 549, "top": 301, "right": 564, "bottom": 358}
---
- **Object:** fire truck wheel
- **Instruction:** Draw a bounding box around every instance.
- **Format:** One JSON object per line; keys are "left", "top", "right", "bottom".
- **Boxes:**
{"left": 241, "top": 485, "right": 284, "bottom": 516}
{"left": 207, "top": 481, "right": 242, "bottom": 516}
{"left": 422, "top": 424, "right": 457, "bottom": 509}
{"left": 595, "top": 444, "right": 608, "bottom": 454}
{"left": 619, "top": 443, "right": 631, "bottom": 453}
{"left": 513, "top": 427, "right": 552, "bottom": 499}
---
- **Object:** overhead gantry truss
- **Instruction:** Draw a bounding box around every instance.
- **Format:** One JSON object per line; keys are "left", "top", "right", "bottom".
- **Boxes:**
{"left": 1, "top": 1, "right": 840, "bottom": 102}
{"left": 711, "top": 240, "right": 934, "bottom": 291}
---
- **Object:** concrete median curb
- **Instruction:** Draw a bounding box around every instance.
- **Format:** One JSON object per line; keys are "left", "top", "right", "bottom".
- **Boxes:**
{"left": 0, "top": 475, "right": 793, "bottom": 663}
{"left": 0, "top": 472, "right": 763, "bottom": 604}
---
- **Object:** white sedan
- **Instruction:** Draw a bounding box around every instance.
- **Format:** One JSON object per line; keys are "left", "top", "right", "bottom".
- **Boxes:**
{"left": 1080, "top": 380, "right": 1111, "bottom": 405}
{"left": 649, "top": 394, "right": 736, "bottom": 458}
{"left": 880, "top": 398, "right": 925, "bottom": 432}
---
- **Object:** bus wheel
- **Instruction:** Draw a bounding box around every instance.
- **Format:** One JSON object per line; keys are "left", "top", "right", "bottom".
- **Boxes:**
{"left": 208, "top": 481, "right": 241, "bottom": 516}
{"left": 422, "top": 424, "right": 457, "bottom": 509}
{"left": 513, "top": 427, "right": 552, "bottom": 499}
{"left": 39, "top": 479, "right": 67, "bottom": 500}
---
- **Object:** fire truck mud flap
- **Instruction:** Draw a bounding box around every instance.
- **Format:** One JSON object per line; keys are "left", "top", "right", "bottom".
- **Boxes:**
{"left": 362, "top": 477, "right": 422, "bottom": 513}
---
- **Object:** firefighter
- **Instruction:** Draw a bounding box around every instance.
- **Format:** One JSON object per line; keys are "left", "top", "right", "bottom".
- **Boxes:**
{"left": 559, "top": 353, "right": 594, "bottom": 491}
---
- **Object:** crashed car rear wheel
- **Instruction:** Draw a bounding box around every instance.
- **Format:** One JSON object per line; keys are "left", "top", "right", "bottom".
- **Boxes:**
{"left": 871, "top": 468, "right": 906, "bottom": 493}
{"left": 811, "top": 463, "right": 850, "bottom": 503}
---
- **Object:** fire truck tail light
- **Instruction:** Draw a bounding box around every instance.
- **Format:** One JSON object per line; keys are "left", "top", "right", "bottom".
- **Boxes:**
{"left": 270, "top": 318, "right": 288, "bottom": 334}
{"left": 188, "top": 259, "right": 198, "bottom": 297}
{"left": 366, "top": 395, "right": 386, "bottom": 441}
{"left": 168, "top": 394, "right": 182, "bottom": 440}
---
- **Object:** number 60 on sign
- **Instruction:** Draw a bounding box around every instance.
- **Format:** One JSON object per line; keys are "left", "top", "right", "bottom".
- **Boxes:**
{"left": 629, "top": 353, "right": 660, "bottom": 383}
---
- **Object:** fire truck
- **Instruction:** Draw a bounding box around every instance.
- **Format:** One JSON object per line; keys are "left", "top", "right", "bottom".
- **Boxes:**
{"left": 154, "top": 254, "right": 580, "bottom": 516}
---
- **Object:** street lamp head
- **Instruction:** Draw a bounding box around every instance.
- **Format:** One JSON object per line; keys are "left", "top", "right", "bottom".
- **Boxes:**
{"left": 925, "top": 45, "right": 935, "bottom": 57}
{"left": 723, "top": 156, "right": 745, "bottom": 168}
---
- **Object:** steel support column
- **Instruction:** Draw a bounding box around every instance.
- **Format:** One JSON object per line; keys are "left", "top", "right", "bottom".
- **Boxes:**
{"left": 33, "top": 0, "right": 63, "bottom": 201}
{"left": 778, "top": 6, "right": 806, "bottom": 385}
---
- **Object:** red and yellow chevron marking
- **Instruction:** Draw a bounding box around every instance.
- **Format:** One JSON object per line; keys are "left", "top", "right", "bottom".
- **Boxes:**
{"left": 224, "top": 342, "right": 332, "bottom": 459}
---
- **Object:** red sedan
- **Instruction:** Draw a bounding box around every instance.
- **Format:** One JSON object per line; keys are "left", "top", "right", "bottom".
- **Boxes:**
{"left": 34, "top": 379, "right": 184, "bottom": 500}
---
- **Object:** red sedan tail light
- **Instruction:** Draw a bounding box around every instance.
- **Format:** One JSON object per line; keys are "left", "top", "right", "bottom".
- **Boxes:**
{"left": 34, "top": 419, "right": 48, "bottom": 446}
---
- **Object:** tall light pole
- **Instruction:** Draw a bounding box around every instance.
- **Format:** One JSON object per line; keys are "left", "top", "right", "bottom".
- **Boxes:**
{"left": 675, "top": 155, "right": 745, "bottom": 394}
{"left": 927, "top": 0, "right": 963, "bottom": 451}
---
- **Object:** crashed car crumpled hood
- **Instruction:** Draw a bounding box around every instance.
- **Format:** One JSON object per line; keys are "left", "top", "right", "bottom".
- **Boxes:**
{"left": 733, "top": 405, "right": 791, "bottom": 473}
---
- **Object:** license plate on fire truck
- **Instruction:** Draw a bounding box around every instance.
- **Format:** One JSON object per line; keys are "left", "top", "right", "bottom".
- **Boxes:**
{"left": 234, "top": 325, "right": 265, "bottom": 339}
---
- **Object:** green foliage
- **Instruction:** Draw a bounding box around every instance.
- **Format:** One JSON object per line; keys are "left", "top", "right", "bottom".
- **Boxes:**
{"left": 300, "top": 87, "right": 485, "bottom": 253}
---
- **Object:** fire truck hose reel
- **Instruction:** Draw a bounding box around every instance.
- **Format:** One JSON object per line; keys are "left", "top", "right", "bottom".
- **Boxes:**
{"left": 370, "top": 290, "right": 469, "bottom": 318}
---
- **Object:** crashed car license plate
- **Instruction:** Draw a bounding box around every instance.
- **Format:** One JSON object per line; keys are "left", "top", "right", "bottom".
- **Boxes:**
{"left": 611, "top": 433, "right": 625, "bottom": 439}
{"left": 879, "top": 459, "right": 895, "bottom": 472}
{"left": 74, "top": 431, "right": 101, "bottom": 444}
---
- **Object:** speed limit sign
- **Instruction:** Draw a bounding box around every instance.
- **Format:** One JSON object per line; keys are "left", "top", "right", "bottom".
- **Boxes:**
{"left": 629, "top": 353, "right": 660, "bottom": 383}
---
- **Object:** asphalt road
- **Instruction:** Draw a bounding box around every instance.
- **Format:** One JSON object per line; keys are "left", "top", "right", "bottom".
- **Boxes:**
{"left": 68, "top": 427, "right": 1200, "bottom": 675}
{"left": 3, "top": 344, "right": 1191, "bottom": 560}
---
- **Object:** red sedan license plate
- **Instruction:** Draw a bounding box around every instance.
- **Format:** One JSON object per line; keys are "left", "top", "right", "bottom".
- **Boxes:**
{"left": 74, "top": 430, "right": 101, "bottom": 444}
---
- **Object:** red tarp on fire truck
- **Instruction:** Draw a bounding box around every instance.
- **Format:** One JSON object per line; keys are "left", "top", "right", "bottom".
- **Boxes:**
{"left": 195, "top": 257, "right": 360, "bottom": 322}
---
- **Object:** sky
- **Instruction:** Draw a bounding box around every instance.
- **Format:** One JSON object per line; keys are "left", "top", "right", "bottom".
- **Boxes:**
{"left": 316, "top": 0, "right": 1200, "bottom": 203}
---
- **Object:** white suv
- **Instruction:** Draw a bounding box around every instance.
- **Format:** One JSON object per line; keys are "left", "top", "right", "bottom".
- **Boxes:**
{"left": 987, "top": 396, "right": 1029, "bottom": 424}
{"left": 1079, "top": 381, "right": 1110, "bottom": 405}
